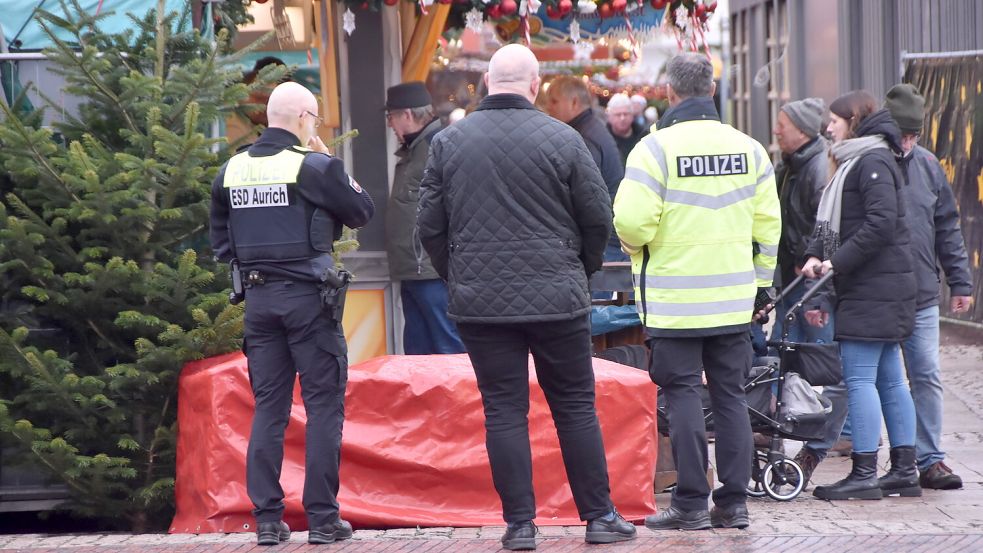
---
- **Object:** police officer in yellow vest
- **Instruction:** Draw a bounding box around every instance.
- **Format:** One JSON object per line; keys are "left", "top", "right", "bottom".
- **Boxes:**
{"left": 209, "top": 82, "right": 374, "bottom": 546}
{"left": 613, "top": 54, "right": 781, "bottom": 531}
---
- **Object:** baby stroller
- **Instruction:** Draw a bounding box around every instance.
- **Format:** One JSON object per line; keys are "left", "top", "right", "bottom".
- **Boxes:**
{"left": 656, "top": 272, "right": 842, "bottom": 501}
{"left": 746, "top": 271, "right": 842, "bottom": 500}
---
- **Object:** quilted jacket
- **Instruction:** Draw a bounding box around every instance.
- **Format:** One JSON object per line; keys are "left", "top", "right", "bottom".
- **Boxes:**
{"left": 417, "top": 93, "right": 613, "bottom": 323}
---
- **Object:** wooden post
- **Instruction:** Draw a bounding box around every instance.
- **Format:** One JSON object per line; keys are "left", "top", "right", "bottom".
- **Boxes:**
{"left": 313, "top": 0, "right": 340, "bottom": 131}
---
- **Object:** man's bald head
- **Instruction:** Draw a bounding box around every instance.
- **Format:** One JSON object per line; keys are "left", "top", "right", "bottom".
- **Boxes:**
{"left": 485, "top": 44, "right": 541, "bottom": 101}
{"left": 266, "top": 81, "right": 318, "bottom": 130}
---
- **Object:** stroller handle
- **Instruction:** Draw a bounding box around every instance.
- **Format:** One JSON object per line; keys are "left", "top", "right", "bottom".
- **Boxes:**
{"left": 760, "top": 270, "right": 835, "bottom": 317}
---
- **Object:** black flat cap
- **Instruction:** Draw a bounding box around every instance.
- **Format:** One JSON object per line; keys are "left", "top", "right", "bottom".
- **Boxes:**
{"left": 385, "top": 81, "right": 432, "bottom": 110}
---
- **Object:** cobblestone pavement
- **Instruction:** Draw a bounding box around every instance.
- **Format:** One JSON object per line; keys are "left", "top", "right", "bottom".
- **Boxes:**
{"left": 2, "top": 337, "right": 981, "bottom": 552}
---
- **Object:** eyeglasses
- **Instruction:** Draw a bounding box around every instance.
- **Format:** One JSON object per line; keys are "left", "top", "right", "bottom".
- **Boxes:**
{"left": 302, "top": 110, "right": 323, "bottom": 128}
{"left": 385, "top": 110, "right": 405, "bottom": 121}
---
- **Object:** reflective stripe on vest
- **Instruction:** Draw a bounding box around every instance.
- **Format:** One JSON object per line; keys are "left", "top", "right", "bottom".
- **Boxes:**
{"left": 614, "top": 120, "right": 782, "bottom": 331}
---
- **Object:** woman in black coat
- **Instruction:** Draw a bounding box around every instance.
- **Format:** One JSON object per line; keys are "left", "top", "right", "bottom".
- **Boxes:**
{"left": 801, "top": 90, "right": 918, "bottom": 501}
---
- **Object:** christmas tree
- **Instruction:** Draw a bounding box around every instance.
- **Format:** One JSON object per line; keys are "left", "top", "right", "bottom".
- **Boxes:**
{"left": 0, "top": 0, "right": 283, "bottom": 530}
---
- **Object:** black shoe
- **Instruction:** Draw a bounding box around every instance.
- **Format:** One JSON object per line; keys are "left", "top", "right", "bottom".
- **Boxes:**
{"left": 878, "top": 446, "right": 922, "bottom": 497}
{"left": 919, "top": 461, "right": 963, "bottom": 490}
{"left": 308, "top": 518, "right": 353, "bottom": 544}
{"left": 643, "top": 505, "right": 711, "bottom": 531}
{"left": 585, "top": 510, "right": 637, "bottom": 544}
{"left": 501, "top": 520, "right": 537, "bottom": 551}
{"left": 813, "top": 452, "right": 882, "bottom": 500}
{"left": 256, "top": 521, "right": 290, "bottom": 546}
{"left": 710, "top": 503, "right": 750, "bottom": 529}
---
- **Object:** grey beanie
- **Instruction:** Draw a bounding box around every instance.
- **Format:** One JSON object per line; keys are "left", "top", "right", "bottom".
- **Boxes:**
{"left": 781, "top": 97, "right": 826, "bottom": 138}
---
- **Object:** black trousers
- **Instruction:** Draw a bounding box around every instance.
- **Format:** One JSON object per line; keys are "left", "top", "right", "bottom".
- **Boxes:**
{"left": 648, "top": 332, "right": 752, "bottom": 512}
{"left": 243, "top": 281, "right": 348, "bottom": 528}
{"left": 456, "top": 315, "right": 613, "bottom": 523}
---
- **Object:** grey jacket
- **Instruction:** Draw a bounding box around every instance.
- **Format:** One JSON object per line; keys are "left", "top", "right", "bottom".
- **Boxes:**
{"left": 417, "top": 94, "right": 613, "bottom": 323}
{"left": 385, "top": 118, "right": 442, "bottom": 281}
{"left": 898, "top": 145, "right": 973, "bottom": 309}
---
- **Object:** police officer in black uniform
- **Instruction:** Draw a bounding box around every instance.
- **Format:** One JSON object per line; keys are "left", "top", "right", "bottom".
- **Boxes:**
{"left": 209, "top": 82, "right": 374, "bottom": 546}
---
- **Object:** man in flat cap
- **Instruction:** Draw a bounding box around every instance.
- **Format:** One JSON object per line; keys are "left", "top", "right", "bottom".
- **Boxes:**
{"left": 384, "top": 81, "right": 465, "bottom": 354}
{"left": 884, "top": 83, "right": 972, "bottom": 490}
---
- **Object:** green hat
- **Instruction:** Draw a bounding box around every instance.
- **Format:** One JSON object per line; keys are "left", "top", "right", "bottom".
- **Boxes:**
{"left": 884, "top": 84, "right": 925, "bottom": 134}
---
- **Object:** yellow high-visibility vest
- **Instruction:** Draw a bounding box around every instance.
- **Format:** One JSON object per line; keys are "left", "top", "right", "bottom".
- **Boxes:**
{"left": 613, "top": 119, "right": 781, "bottom": 332}
{"left": 223, "top": 148, "right": 307, "bottom": 190}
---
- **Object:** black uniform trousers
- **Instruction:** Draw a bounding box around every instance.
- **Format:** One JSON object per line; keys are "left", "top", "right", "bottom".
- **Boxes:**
{"left": 456, "top": 315, "right": 613, "bottom": 524}
{"left": 648, "top": 331, "right": 752, "bottom": 512}
{"left": 243, "top": 280, "right": 348, "bottom": 528}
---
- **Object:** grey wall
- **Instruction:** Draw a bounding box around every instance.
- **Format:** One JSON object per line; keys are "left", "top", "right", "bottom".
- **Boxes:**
{"left": 838, "top": 0, "right": 983, "bottom": 99}
{"left": 729, "top": 0, "right": 983, "bottom": 141}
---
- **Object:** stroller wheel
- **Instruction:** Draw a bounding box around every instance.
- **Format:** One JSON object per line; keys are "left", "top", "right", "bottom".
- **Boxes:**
{"left": 762, "top": 458, "right": 805, "bottom": 501}
{"left": 747, "top": 450, "right": 769, "bottom": 498}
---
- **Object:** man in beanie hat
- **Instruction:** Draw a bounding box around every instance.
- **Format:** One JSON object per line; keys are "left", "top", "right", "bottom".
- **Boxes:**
{"left": 769, "top": 98, "right": 841, "bottom": 486}
{"left": 384, "top": 81, "right": 465, "bottom": 354}
{"left": 884, "top": 83, "right": 973, "bottom": 490}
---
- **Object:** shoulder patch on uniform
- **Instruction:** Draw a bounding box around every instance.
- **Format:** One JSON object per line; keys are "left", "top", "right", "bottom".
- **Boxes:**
{"left": 348, "top": 175, "right": 362, "bottom": 193}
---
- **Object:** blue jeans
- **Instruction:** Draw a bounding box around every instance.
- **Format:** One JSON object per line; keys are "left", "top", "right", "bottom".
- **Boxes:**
{"left": 902, "top": 306, "right": 945, "bottom": 471}
{"left": 400, "top": 279, "right": 466, "bottom": 355}
{"left": 840, "top": 340, "right": 916, "bottom": 454}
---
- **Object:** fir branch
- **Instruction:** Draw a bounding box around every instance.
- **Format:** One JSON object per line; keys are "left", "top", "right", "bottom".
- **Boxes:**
{"left": 35, "top": 16, "right": 140, "bottom": 136}
{"left": 0, "top": 101, "right": 83, "bottom": 204}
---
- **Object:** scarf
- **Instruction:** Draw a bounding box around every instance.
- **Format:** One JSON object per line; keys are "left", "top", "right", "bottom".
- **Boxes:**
{"left": 811, "top": 135, "right": 889, "bottom": 259}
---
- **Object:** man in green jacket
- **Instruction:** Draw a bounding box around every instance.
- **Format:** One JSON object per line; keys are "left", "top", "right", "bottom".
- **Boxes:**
{"left": 384, "top": 82, "right": 465, "bottom": 354}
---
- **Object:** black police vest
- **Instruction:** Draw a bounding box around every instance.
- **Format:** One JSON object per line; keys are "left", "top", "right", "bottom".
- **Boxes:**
{"left": 222, "top": 147, "right": 334, "bottom": 263}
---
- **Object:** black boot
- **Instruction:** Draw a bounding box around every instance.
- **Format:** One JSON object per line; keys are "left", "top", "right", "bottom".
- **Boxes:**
{"left": 878, "top": 446, "right": 922, "bottom": 497}
{"left": 813, "top": 452, "right": 882, "bottom": 500}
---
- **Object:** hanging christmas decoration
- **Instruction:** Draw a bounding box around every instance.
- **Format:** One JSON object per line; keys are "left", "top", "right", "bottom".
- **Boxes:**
{"left": 661, "top": 0, "right": 717, "bottom": 56}
{"left": 465, "top": 7, "right": 485, "bottom": 31}
{"left": 569, "top": 19, "right": 581, "bottom": 43}
{"left": 342, "top": 7, "right": 356, "bottom": 35}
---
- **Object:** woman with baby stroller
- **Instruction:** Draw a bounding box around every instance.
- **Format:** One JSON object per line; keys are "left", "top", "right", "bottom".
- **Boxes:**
{"left": 801, "top": 90, "right": 919, "bottom": 500}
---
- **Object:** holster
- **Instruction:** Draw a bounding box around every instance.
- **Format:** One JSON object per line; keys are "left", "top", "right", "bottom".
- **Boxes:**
{"left": 229, "top": 259, "right": 245, "bottom": 305}
{"left": 319, "top": 267, "right": 352, "bottom": 321}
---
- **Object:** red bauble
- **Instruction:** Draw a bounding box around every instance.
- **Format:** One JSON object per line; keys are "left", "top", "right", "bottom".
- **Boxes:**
{"left": 599, "top": 2, "right": 612, "bottom": 17}
{"left": 487, "top": 3, "right": 503, "bottom": 18}
{"left": 500, "top": 0, "right": 518, "bottom": 14}
{"left": 360, "top": 1, "right": 368, "bottom": 8}
{"left": 546, "top": 4, "right": 562, "bottom": 18}
{"left": 612, "top": 0, "right": 627, "bottom": 12}
{"left": 694, "top": 2, "right": 706, "bottom": 18}
{"left": 383, "top": 0, "right": 398, "bottom": 6}
{"left": 706, "top": 0, "right": 717, "bottom": 11}
{"left": 651, "top": 0, "right": 668, "bottom": 9}
{"left": 559, "top": 0, "right": 573, "bottom": 14}
{"left": 252, "top": 0, "right": 270, "bottom": 4}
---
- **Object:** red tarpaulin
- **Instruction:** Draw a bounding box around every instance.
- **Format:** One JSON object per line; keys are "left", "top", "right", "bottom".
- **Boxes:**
{"left": 170, "top": 353, "right": 658, "bottom": 533}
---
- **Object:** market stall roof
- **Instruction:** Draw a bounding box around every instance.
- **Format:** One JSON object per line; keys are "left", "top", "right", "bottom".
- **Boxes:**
{"left": 0, "top": 0, "right": 185, "bottom": 51}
